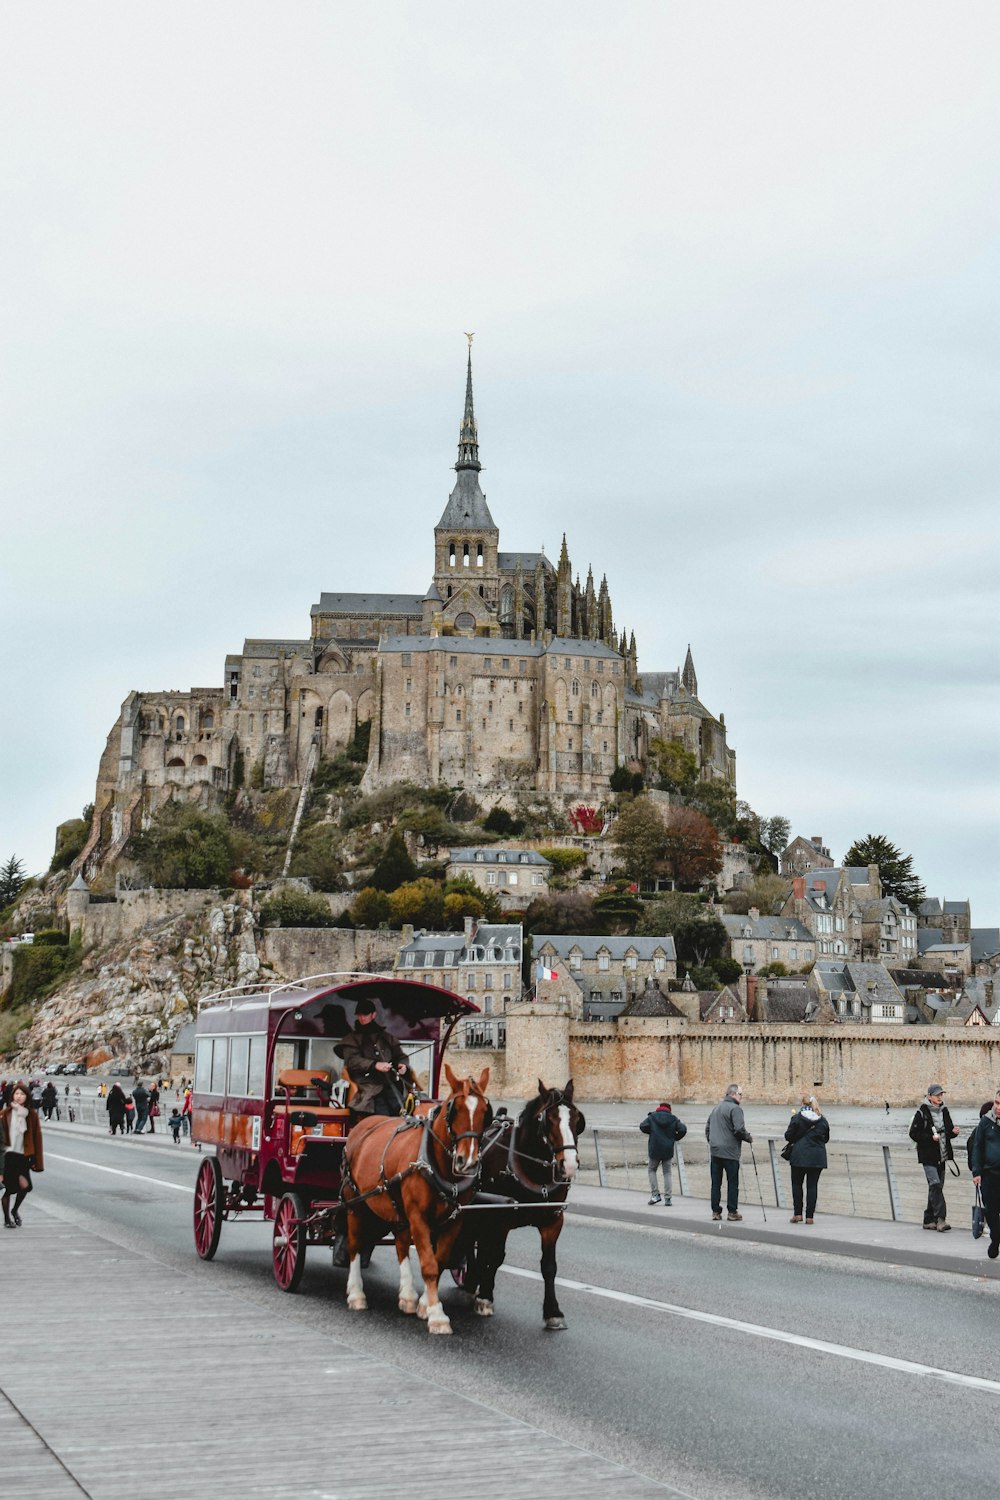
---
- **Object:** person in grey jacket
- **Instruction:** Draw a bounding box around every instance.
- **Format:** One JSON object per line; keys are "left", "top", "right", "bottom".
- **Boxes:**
{"left": 639, "top": 1102, "right": 687, "bottom": 1205}
{"left": 705, "top": 1083, "right": 752, "bottom": 1221}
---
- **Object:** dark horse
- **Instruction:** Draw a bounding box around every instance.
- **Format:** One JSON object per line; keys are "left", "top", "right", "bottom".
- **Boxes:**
{"left": 451, "top": 1078, "right": 585, "bottom": 1331}
{"left": 341, "top": 1065, "right": 491, "bottom": 1335}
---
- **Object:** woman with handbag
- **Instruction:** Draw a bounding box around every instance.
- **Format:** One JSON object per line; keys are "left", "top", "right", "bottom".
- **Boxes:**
{"left": 783, "top": 1093, "right": 829, "bottom": 1225}
{"left": 1, "top": 1081, "right": 44, "bottom": 1228}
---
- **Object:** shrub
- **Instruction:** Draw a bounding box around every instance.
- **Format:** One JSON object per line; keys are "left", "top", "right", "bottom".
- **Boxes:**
{"left": 388, "top": 879, "right": 445, "bottom": 929}
{"left": 443, "top": 875, "right": 501, "bottom": 922}
{"left": 257, "top": 887, "right": 335, "bottom": 928}
{"left": 538, "top": 847, "right": 587, "bottom": 874}
{"left": 32, "top": 929, "right": 69, "bottom": 947}
{"left": 483, "top": 806, "right": 524, "bottom": 836}
{"left": 312, "top": 754, "right": 364, "bottom": 795}
{"left": 713, "top": 956, "right": 744, "bottom": 983}
{"left": 50, "top": 814, "right": 91, "bottom": 873}
{"left": 610, "top": 767, "right": 644, "bottom": 795}
{"left": 0, "top": 1004, "right": 33, "bottom": 1056}
{"left": 444, "top": 890, "right": 485, "bottom": 928}
{"left": 369, "top": 831, "right": 418, "bottom": 893}
{"left": 289, "top": 824, "right": 345, "bottom": 891}
{"left": 3, "top": 943, "right": 79, "bottom": 1007}
{"left": 129, "top": 802, "right": 238, "bottom": 889}
{"left": 350, "top": 887, "right": 392, "bottom": 928}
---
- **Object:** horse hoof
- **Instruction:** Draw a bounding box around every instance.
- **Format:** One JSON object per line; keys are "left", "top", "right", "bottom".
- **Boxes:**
{"left": 398, "top": 1298, "right": 419, "bottom": 1315}
{"left": 544, "top": 1317, "right": 567, "bottom": 1331}
{"left": 417, "top": 1295, "right": 428, "bottom": 1320}
{"left": 474, "top": 1298, "right": 494, "bottom": 1317}
{"left": 427, "top": 1318, "right": 453, "bottom": 1335}
{"left": 347, "top": 1295, "right": 368, "bottom": 1312}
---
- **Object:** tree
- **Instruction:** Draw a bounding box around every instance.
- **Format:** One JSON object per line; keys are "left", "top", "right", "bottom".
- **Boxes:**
{"left": 612, "top": 797, "right": 667, "bottom": 883}
{"left": 443, "top": 875, "right": 501, "bottom": 922}
{"left": 713, "top": 956, "right": 744, "bottom": 984}
{"left": 673, "top": 916, "right": 729, "bottom": 969}
{"left": 483, "top": 806, "right": 524, "bottom": 836}
{"left": 524, "top": 891, "right": 597, "bottom": 935}
{"left": 634, "top": 890, "right": 705, "bottom": 936}
{"left": 609, "top": 766, "right": 644, "bottom": 796}
{"left": 350, "top": 886, "right": 392, "bottom": 928}
{"left": 689, "top": 780, "right": 738, "bottom": 838}
{"left": 759, "top": 816, "right": 791, "bottom": 857}
{"left": 388, "top": 878, "right": 444, "bottom": 929}
{"left": 443, "top": 890, "right": 485, "bottom": 928}
{"left": 722, "top": 872, "right": 790, "bottom": 916}
{"left": 369, "top": 830, "right": 418, "bottom": 893}
{"left": 258, "top": 887, "right": 336, "bottom": 928}
{"left": 0, "top": 856, "right": 27, "bottom": 910}
{"left": 649, "top": 737, "right": 699, "bottom": 796}
{"left": 661, "top": 806, "right": 722, "bottom": 889}
{"left": 843, "top": 835, "right": 925, "bottom": 910}
{"left": 128, "top": 803, "right": 237, "bottom": 889}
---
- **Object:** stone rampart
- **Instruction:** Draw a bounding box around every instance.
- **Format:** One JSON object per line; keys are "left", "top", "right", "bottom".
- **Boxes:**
{"left": 82, "top": 888, "right": 231, "bottom": 948}
{"left": 259, "top": 926, "right": 399, "bottom": 982}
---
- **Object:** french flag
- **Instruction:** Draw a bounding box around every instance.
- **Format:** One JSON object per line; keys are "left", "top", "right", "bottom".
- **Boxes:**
{"left": 536, "top": 960, "right": 559, "bottom": 981}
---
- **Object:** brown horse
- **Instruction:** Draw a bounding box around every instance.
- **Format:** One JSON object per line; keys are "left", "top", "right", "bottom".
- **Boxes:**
{"left": 341, "top": 1064, "right": 491, "bottom": 1335}
{"left": 450, "top": 1079, "right": 585, "bottom": 1330}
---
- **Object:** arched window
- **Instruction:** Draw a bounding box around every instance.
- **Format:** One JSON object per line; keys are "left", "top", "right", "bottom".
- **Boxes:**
{"left": 455, "top": 612, "right": 475, "bottom": 631}
{"left": 449, "top": 542, "right": 456, "bottom": 567}
{"left": 314, "top": 707, "right": 324, "bottom": 728}
{"left": 175, "top": 715, "right": 185, "bottom": 734}
{"left": 166, "top": 756, "right": 185, "bottom": 767}
{"left": 476, "top": 543, "right": 483, "bottom": 568}
{"left": 572, "top": 680, "right": 580, "bottom": 697}
{"left": 201, "top": 711, "right": 214, "bottom": 731}
{"left": 463, "top": 542, "right": 470, "bottom": 567}
{"left": 192, "top": 754, "right": 208, "bottom": 766}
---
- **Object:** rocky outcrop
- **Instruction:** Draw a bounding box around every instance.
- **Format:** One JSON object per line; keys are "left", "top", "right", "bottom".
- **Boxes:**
{"left": 13, "top": 896, "right": 260, "bottom": 1073}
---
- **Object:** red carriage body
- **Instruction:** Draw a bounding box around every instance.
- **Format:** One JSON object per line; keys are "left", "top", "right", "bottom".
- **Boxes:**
{"left": 189, "top": 972, "right": 477, "bottom": 1282}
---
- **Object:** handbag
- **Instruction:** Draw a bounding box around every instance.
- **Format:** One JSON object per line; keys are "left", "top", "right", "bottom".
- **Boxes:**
{"left": 972, "top": 1186, "right": 986, "bottom": 1240}
{"left": 150, "top": 1104, "right": 161, "bottom": 1118}
{"left": 780, "top": 1142, "right": 793, "bottom": 1161}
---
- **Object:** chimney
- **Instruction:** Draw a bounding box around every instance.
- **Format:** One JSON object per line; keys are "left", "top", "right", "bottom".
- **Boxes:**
{"left": 793, "top": 877, "right": 806, "bottom": 900}
{"left": 748, "top": 907, "right": 760, "bottom": 921}
{"left": 401, "top": 923, "right": 414, "bottom": 945}
{"left": 811, "top": 836, "right": 823, "bottom": 848}
{"left": 464, "top": 915, "right": 477, "bottom": 945}
{"left": 746, "top": 973, "right": 757, "bottom": 1019}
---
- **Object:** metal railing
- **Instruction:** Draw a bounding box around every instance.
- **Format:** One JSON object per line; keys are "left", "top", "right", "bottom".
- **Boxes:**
{"left": 583, "top": 1128, "right": 975, "bottom": 1225}
{"left": 458, "top": 1019, "right": 507, "bottom": 1050}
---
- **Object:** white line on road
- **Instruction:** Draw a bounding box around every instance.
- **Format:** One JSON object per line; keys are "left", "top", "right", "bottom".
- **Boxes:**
{"left": 46, "top": 1152, "right": 191, "bottom": 1193}
{"left": 500, "top": 1266, "right": 1000, "bottom": 1395}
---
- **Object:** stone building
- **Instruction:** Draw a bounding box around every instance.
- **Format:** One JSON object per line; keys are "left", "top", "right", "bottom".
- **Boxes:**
{"left": 858, "top": 895, "right": 919, "bottom": 964}
{"left": 917, "top": 898, "right": 972, "bottom": 945}
{"left": 444, "top": 847, "right": 551, "bottom": 910}
{"left": 81, "top": 345, "right": 735, "bottom": 875}
{"left": 533, "top": 934, "right": 677, "bottom": 1019}
{"left": 394, "top": 919, "right": 523, "bottom": 1027}
{"left": 780, "top": 835, "right": 834, "bottom": 878}
{"left": 810, "top": 959, "right": 906, "bottom": 1023}
{"left": 720, "top": 911, "right": 815, "bottom": 975}
{"left": 781, "top": 869, "right": 863, "bottom": 959}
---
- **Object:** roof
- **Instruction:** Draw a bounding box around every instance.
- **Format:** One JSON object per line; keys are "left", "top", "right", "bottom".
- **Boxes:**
{"left": 639, "top": 671, "right": 681, "bottom": 700}
{"left": 69, "top": 873, "right": 89, "bottom": 892}
{"left": 721, "top": 915, "right": 813, "bottom": 942}
{"left": 398, "top": 924, "right": 522, "bottom": 968}
{"left": 535, "top": 934, "right": 677, "bottom": 961}
{"left": 378, "top": 634, "right": 622, "bottom": 662}
{"left": 845, "top": 867, "right": 874, "bottom": 885}
{"left": 944, "top": 900, "right": 971, "bottom": 915}
{"left": 756, "top": 984, "right": 823, "bottom": 1023}
{"left": 448, "top": 848, "right": 552, "bottom": 868}
{"left": 240, "top": 639, "right": 311, "bottom": 658}
{"left": 813, "top": 960, "right": 904, "bottom": 1005}
{"left": 498, "top": 551, "right": 554, "bottom": 573}
{"left": 922, "top": 944, "right": 968, "bottom": 956}
{"left": 919, "top": 898, "right": 943, "bottom": 917}
{"left": 700, "top": 990, "right": 745, "bottom": 1020}
{"left": 436, "top": 467, "right": 497, "bottom": 532}
{"left": 972, "top": 928, "right": 1000, "bottom": 963}
{"left": 311, "top": 594, "right": 425, "bottom": 618}
{"left": 619, "top": 981, "right": 686, "bottom": 1018}
{"left": 171, "top": 1020, "right": 198, "bottom": 1052}
{"left": 917, "top": 928, "right": 944, "bottom": 953}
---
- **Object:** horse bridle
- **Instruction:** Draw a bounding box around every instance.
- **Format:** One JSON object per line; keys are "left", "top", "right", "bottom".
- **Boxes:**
{"left": 509, "top": 1091, "right": 583, "bottom": 1187}
{"left": 433, "top": 1090, "right": 491, "bottom": 1169}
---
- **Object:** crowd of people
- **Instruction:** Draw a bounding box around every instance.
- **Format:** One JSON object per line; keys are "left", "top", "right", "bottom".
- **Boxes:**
{"left": 638, "top": 1080, "right": 1000, "bottom": 1262}
{"left": 102, "top": 1079, "right": 194, "bottom": 1142}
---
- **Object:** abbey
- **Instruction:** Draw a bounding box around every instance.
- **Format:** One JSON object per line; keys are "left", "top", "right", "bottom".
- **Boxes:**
{"left": 85, "top": 348, "right": 734, "bottom": 867}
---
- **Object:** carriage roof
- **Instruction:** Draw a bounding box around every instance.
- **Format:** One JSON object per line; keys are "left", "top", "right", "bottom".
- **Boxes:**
{"left": 194, "top": 972, "right": 478, "bottom": 1036}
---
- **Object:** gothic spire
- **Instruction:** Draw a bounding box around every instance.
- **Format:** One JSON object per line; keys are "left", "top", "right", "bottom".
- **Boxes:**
{"left": 456, "top": 341, "right": 480, "bottom": 472}
{"left": 682, "top": 644, "right": 698, "bottom": 697}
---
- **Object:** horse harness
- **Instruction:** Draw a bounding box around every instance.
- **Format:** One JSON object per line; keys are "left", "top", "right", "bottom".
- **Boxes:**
{"left": 489, "top": 1093, "right": 582, "bottom": 1200}
{"left": 341, "top": 1102, "right": 485, "bottom": 1228}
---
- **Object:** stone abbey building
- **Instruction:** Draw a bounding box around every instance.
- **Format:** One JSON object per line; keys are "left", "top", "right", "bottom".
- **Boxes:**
{"left": 84, "top": 348, "right": 735, "bottom": 869}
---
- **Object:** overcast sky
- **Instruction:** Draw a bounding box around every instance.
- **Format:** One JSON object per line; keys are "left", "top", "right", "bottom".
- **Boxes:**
{"left": 2, "top": 3, "right": 997, "bottom": 924}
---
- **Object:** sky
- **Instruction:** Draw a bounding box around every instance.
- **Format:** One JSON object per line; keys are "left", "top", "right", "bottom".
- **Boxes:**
{"left": 2, "top": 3, "right": 997, "bottom": 924}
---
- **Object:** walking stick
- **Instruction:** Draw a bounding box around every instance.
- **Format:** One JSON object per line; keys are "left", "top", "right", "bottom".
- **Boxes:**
{"left": 748, "top": 1143, "right": 767, "bottom": 1223}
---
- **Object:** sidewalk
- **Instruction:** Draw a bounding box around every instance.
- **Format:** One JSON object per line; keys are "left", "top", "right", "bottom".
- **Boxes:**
{"left": 3, "top": 1208, "right": 670, "bottom": 1500}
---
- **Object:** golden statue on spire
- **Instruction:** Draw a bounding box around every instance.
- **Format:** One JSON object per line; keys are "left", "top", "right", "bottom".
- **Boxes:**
{"left": 464, "top": 331, "right": 475, "bottom": 347}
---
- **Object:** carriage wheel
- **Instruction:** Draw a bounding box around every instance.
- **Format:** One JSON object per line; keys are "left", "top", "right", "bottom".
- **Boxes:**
{"left": 273, "top": 1192, "right": 308, "bottom": 1293}
{"left": 193, "top": 1156, "right": 224, "bottom": 1261}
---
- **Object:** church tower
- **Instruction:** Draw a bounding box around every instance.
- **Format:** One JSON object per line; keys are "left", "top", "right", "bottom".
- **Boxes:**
{"left": 433, "top": 340, "right": 500, "bottom": 612}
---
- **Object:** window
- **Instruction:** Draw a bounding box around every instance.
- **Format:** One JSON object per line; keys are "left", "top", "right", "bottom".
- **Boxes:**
{"left": 475, "top": 851, "right": 484, "bottom": 862}
{"left": 405, "top": 703, "right": 411, "bottom": 718}
{"left": 598, "top": 951, "right": 610, "bottom": 971}
{"left": 568, "top": 710, "right": 574, "bottom": 723}
{"left": 564, "top": 657, "right": 571, "bottom": 669}
{"left": 654, "top": 955, "right": 665, "bottom": 971}
{"left": 405, "top": 952, "right": 415, "bottom": 966}
{"left": 612, "top": 662, "right": 620, "bottom": 675}
{"left": 508, "top": 872, "right": 518, "bottom": 885}
{"left": 771, "top": 947, "right": 779, "bottom": 960}
{"left": 467, "top": 973, "right": 476, "bottom": 989}
{"left": 572, "top": 680, "right": 580, "bottom": 697}
{"left": 569, "top": 951, "right": 582, "bottom": 970}
{"left": 247, "top": 1036, "right": 266, "bottom": 1097}
{"left": 743, "top": 945, "right": 754, "bottom": 960}
{"left": 532, "top": 874, "right": 544, "bottom": 886}
{"left": 625, "top": 953, "right": 637, "bottom": 969}
{"left": 456, "top": 710, "right": 461, "bottom": 723}
{"left": 228, "top": 1036, "right": 250, "bottom": 1095}
{"left": 519, "top": 659, "right": 526, "bottom": 672}
{"left": 484, "top": 657, "right": 492, "bottom": 669}
{"left": 450, "top": 655, "right": 458, "bottom": 667}
{"left": 484, "top": 974, "right": 493, "bottom": 989}
{"left": 520, "top": 854, "right": 530, "bottom": 864}
{"left": 503, "top": 972, "right": 512, "bottom": 989}
{"left": 597, "top": 660, "right": 604, "bottom": 673}
{"left": 790, "top": 947, "right": 798, "bottom": 960}
{"left": 405, "top": 677, "right": 412, "bottom": 691}
{"left": 210, "top": 1038, "right": 229, "bottom": 1095}
{"left": 502, "top": 658, "right": 510, "bottom": 669}
{"left": 509, "top": 719, "right": 514, "bottom": 731}
{"left": 487, "top": 872, "right": 497, "bottom": 885}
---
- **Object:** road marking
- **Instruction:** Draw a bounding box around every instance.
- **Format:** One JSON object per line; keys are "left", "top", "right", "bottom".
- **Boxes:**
{"left": 46, "top": 1153, "right": 191, "bottom": 1194}
{"left": 499, "top": 1266, "right": 1000, "bottom": 1395}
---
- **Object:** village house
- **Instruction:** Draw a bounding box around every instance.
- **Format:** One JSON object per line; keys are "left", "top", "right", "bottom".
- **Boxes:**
{"left": 780, "top": 835, "right": 834, "bottom": 878}
{"left": 533, "top": 934, "right": 677, "bottom": 1020}
{"left": 781, "top": 869, "right": 863, "bottom": 959}
{"left": 917, "top": 898, "right": 972, "bottom": 945}
{"left": 445, "top": 847, "right": 551, "bottom": 910}
{"left": 810, "top": 959, "right": 906, "bottom": 1023}
{"left": 394, "top": 919, "right": 522, "bottom": 1048}
{"left": 858, "top": 894, "right": 919, "bottom": 964}
{"left": 720, "top": 910, "right": 815, "bottom": 975}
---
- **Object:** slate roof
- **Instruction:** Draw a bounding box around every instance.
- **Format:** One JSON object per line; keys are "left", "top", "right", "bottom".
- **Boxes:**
{"left": 845, "top": 867, "right": 874, "bottom": 885}
{"left": 917, "top": 928, "right": 944, "bottom": 954}
{"left": 436, "top": 468, "right": 497, "bottom": 532}
{"left": 619, "top": 982, "right": 686, "bottom": 1019}
{"left": 535, "top": 934, "right": 677, "bottom": 961}
{"left": 919, "top": 898, "right": 943, "bottom": 917}
{"left": 755, "top": 984, "right": 824, "bottom": 1023}
{"left": 944, "top": 900, "right": 971, "bottom": 915}
{"left": 241, "top": 638, "right": 311, "bottom": 657}
{"left": 311, "top": 594, "right": 425, "bottom": 618}
{"left": 721, "top": 915, "right": 813, "bottom": 942}
{"left": 972, "top": 928, "right": 1000, "bottom": 963}
{"left": 398, "top": 924, "right": 522, "bottom": 968}
{"left": 448, "top": 848, "right": 551, "bottom": 868}
{"left": 813, "top": 960, "right": 904, "bottom": 1006}
{"left": 171, "top": 1020, "right": 197, "bottom": 1053}
{"left": 640, "top": 671, "right": 681, "bottom": 700}
{"left": 498, "top": 551, "right": 555, "bottom": 573}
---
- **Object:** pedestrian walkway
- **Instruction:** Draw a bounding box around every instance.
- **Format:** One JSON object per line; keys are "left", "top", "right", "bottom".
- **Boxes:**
{"left": 2, "top": 1209, "right": 673, "bottom": 1500}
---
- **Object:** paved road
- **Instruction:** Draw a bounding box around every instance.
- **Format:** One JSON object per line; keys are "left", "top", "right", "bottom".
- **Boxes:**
{"left": 24, "top": 1126, "right": 1000, "bottom": 1500}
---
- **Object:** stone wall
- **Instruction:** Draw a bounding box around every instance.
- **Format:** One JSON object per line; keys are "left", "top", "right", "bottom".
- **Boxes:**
{"left": 82, "top": 889, "right": 226, "bottom": 948}
{"left": 503, "top": 1013, "right": 1000, "bottom": 1106}
{"left": 260, "top": 926, "right": 399, "bottom": 982}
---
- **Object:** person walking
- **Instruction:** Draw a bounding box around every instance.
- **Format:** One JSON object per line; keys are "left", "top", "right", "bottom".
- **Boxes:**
{"left": 124, "top": 1093, "right": 136, "bottom": 1134}
{"left": 40, "top": 1082, "right": 58, "bottom": 1121}
{"left": 168, "top": 1107, "right": 183, "bottom": 1143}
{"left": 132, "top": 1080, "right": 150, "bottom": 1136}
{"left": 106, "top": 1083, "right": 128, "bottom": 1136}
{"left": 147, "top": 1084, "right": 160, "bottom": 1133}
{"left": 180, "top": 1087, "right": 193, "bottom": 1138}
{"left": 784, "top": 1093, "right": 830, "bottom": 1224}
{"left": 639, "top": 1101, "right": 687, "bottom": 1205}
{"left": 909, "top": 1083, "right": 960, "bottom": 1231}
{"left": 1, "top": 1082, "right": 44, "bottom": 1228}
{"left": 705, "top": 1083, "right": 752, "bottom": 1222}
{"left": 970, "top": 1088, "right": 1000, "bottom": 1261}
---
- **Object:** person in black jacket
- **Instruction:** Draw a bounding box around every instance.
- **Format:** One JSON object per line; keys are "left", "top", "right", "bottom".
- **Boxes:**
{"left": 784, "top": 1093, "right": 830, "bottom": 1224}
{"left": 970, "top": 1089, "right": 1000, "bottom": 1260}
{"left": 639, "top": 1102, "right": 687, "bottom": 1205}
{"left": 909, "top": 1083, "right": 960, "bottom": 1231}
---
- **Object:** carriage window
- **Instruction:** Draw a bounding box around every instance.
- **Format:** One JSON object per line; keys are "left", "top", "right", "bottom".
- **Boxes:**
{"left": 195, "top": 1038, "right": 213, "bottom": 1093}
{"left": 210, "top": 1037, "right": 229, "bottom": 1095}
{"left": 247, "top": 1036, "right": 266, "bottom": 1098}
{"left": 228, "top": 1036, "right": 250, "bottom": 1095}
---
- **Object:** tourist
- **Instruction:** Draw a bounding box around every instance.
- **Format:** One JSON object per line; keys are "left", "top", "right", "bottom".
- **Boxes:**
{"left": 181, "top": 1086, "right": 193, "bottom": 1137}
{"left": 970, "top": 1089, "right": 1000, "bottom": 1260}
{"left": 147, "top": 1083, "right": 160, "bottom": 1133}
{"left": 132, "top": 1080, "right": 150, "bottom": 1136}
{"left": 639, "top": 1100, "right": 687, "bottom": 1205}
{"left": 909, "top": 1083, "right": 960, "bottom": 1231}
{"left": 705, "top": 1083, "right": 752, "bottom": 1222}
{"left": 124, "top": 1093, "right": 135, "bottom": 1133}
{"left": 106, "top": 1083, "right": 128, "bottom": 1136}
{"left": 783, "top": 1093, "right": 830, "bottom": 1224}
{"left": 168, "top": 1107, "right": 184, "bottom": 1143}
{"left": 1, "top": 1082, "right": 44, "bottom": 1228}
{"left": 41, "top": 1081, "right": 58, "bottom": 1120}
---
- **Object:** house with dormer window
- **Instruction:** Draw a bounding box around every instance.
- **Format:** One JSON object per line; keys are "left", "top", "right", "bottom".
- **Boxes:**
{"left": 781, "top": 869, "right": 864, "bottom": 959}
{"left": 445, "top": 847, "right": 552, "bottom": 910}
{"left": 720, "top": 911, "right": 815, "bottom": 974}
{"left": 533, "top": 933, "right": 677, "bottom": 1019}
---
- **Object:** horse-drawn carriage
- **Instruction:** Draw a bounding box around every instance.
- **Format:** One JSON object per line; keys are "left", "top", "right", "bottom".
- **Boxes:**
{"left": 189, "top": 972, "right": 585, "bottom": 1332}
